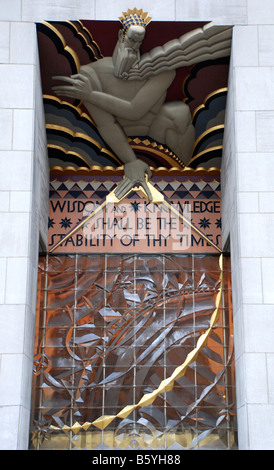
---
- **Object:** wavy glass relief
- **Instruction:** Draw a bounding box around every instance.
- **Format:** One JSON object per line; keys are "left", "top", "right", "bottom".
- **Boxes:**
{"left": 29, "top": 254, "right": 237, "bottom": 450}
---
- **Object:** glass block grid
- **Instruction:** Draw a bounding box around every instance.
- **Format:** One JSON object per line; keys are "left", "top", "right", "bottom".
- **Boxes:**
{"left": 29, "top": 254, "right": 237, "bottom": 450}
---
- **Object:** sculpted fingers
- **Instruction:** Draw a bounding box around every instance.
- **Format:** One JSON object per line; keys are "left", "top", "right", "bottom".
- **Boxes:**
{"left": 52, "top": 86, "right": 81, "bottom": 99}
{"left": 145, "top": 165, "right": 152, "bottom": 179}
{"left": 114, "top": 178, "right": 134, "bottom": 200}
{"left": 119, "top": 160, "right": 153, "bottom": 200}
{"left": 114, "top": 176, "right": 152, "bottom": 202}
{"left": 52, "top": 84, "right": 73, "bottom": 93}
{"left": 69, "top": 74, "right": 89, "bottom": 89}
{"left": 71, "top": 73, "right": 89, "bottom": 84}
{"left": 52, "top": 76, "right": 78, "bottom": 98}
{"left": 52, "top": 75, "right": 76, "bottom": 84}
{"left": 52, "top": 74, "right": 92, "bottom": 100}
{"left": 141, "top": 180, "right": 152, "bottom": 201}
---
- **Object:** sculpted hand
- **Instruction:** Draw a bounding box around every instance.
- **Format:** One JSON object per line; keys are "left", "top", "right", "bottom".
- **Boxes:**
{"left": 52, "top": 74, "right": 93, "bottom": 101}
{"left": 114, "top": 159, "right": 153, "bottom": 201}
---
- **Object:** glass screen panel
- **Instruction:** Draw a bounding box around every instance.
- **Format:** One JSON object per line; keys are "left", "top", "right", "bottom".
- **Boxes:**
{"left": 30, "top": 254, "right": 237, "bottom": 450}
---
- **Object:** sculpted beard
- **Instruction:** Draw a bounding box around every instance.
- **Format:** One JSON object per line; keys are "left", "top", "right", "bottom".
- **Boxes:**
{"left": 113, "top": 45, "right": 140, "bottom": 79}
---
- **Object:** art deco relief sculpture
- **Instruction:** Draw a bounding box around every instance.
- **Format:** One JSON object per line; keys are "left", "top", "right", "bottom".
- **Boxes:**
{"left": 53, "top": 9, "right": 232, "bottom": 201}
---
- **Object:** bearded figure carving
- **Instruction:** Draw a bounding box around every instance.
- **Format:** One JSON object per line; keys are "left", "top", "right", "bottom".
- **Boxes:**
{"left": 53, "top": 9, "right": 232, "bottom": 201}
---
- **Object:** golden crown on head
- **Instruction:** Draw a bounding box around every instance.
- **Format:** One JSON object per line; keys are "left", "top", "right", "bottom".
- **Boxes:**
{"left": 119, "top": 8, "right": 152, "bottom": 35}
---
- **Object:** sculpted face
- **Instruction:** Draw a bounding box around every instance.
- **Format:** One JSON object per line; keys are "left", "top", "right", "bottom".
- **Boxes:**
{"left": 113, "top": 25, "right": 146, "bottom": 79}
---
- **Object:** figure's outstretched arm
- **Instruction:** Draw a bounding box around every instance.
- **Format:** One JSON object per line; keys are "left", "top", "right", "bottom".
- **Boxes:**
{"left": 86, "top": 71, "right": 174, "bottom": 120}
{"left": 52, "top": 71, "right": 175, "bottom": 121}
{"left": 92, "top": 115, "right": 153, "bottom": 201}
{"left": 52, "top": 75, "right": 154, "bottom": 201}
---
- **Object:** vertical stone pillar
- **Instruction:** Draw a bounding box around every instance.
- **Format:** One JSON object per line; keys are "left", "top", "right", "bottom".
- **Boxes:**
{"left": 222, "top": 2, "right": 274, "bottom": 450}
{"left": 0, "top": 14, "right": 48, "bottom": 451}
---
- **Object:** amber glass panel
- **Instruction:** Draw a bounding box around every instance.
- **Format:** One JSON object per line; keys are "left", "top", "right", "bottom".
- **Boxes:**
{"left": 29, "top": 254, "right": 237, "bottom": 450}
